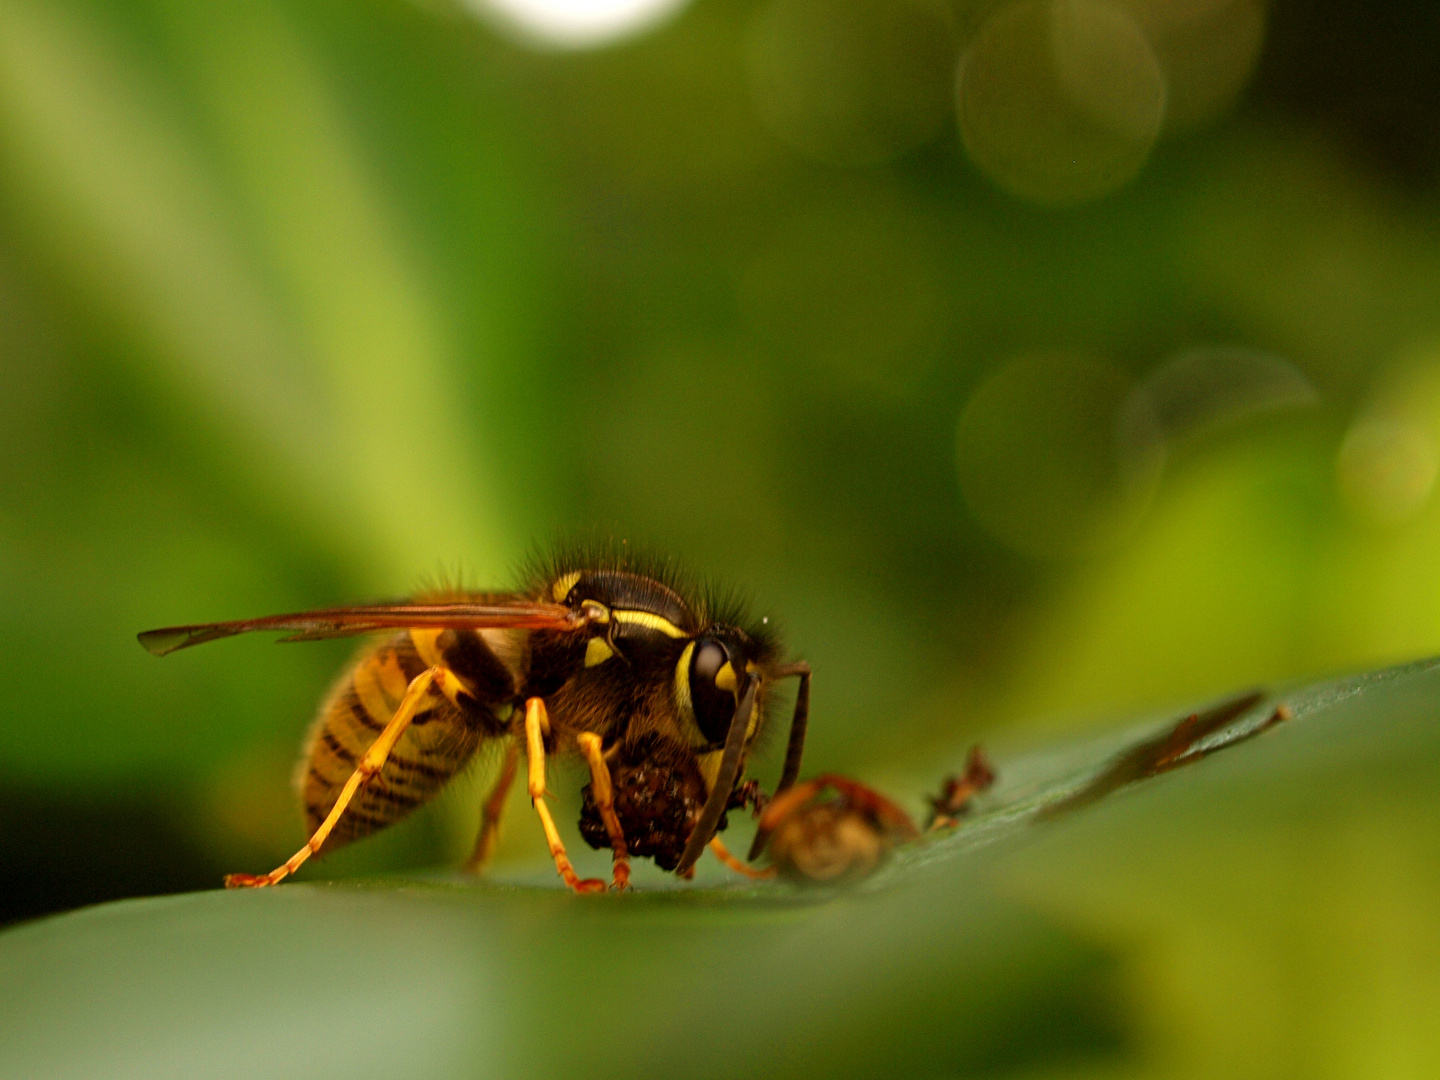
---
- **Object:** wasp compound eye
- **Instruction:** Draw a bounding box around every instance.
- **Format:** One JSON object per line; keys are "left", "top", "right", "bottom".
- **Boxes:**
{"left": 689, "top": 638, "right": 737, "bottom": 745}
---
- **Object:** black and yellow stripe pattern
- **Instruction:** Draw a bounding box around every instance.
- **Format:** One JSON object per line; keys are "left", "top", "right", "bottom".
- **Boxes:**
{"left": 298, "top": 629, "right": 516, "bottom": 850}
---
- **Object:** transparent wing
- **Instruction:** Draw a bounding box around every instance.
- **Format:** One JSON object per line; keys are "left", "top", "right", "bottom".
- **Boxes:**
{"left": 138, "top": 599, "right": 579, "bottom": 656}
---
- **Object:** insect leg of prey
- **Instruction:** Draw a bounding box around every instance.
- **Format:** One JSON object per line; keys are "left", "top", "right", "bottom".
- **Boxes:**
{"left": 759, "top": 773, "right": 919, "bottom": 841}
{"left": 464, "top": 736, "right": 521, "bottom": 874}
{"left": 226, "top": 666, "right": 450, "bottom": 888}
{"left": 526, "top": 698, "right": 606, "bottom": 894}
{"left": 576, "top": 732, "right": 631, "bottom": 891}
{"left": 709, "top": 836, "right": 776, "bottom": 880}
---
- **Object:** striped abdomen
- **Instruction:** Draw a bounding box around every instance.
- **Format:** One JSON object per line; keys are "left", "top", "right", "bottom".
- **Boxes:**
{"left": 298, "top": 626, "right": 522, "bottom": 850}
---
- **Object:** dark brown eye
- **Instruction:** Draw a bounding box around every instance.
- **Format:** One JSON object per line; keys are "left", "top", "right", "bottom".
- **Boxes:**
{"left": 688, "top": 638, "right": 736, "bottom": 745}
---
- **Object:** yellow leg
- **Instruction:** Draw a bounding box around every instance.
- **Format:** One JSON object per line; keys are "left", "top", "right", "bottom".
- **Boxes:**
{"left": 227, "top": 666, "right": 450, "bottom": 888}
{"left": 577, "top": 732, "right": 630, "bottom": 891}
{"left": 464, "top": 736, "right": 521, "bottom": 874}
{"left": 525, "top": 697, "right": 605, "bottom": 894}
{"left": 709, "top": 836, "right": 775, "bottom": 880}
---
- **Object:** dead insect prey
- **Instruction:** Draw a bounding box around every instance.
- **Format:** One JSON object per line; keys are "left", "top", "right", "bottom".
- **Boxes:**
{"left": 756, "top": 775, "right": 921, "bottom": 885}
{"left": 926, "top": 747, "right": 997, "bottom": 830}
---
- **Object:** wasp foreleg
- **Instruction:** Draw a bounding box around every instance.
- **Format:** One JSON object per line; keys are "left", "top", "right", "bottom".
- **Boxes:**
{"left": 525, "top": 698, "right": 606, "bottom": 894}
{"left": 576, "top": 732, "right": 630, "bottom": 890}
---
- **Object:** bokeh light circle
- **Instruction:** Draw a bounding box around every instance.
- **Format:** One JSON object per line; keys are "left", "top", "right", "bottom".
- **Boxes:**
{"left": 1119, "top": 344, "right": 1318, "bottom": 455}
{"left": 1337, "top": 418, "right": 1440, "bottom": 527}
{"left": 1118, "top": 0, "right": 1266, "bottom": 133}
{"left": 746, "top": 0, "right": 957, "bottom": 167}
{"left": 956, "top": 354, "right": 1162, "bottom": 559}
{"left": 957, "top": 0, "right": 1166, "bottom": 205}
{"left": 463, "top": 0, "right": 690, "bottom": 49}
{"left": 1336, "top": 341, "right": 1440, "bottom": 527}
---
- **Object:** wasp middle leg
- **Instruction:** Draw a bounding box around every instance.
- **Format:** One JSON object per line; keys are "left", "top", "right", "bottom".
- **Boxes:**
{"left": 464, "top": 735, "right": 521, "bottom": 874}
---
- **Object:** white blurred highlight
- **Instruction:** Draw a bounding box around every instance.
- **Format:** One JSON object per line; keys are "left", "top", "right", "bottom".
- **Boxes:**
{"left": 463, "top": 0, "right": 690, "bottom": 48}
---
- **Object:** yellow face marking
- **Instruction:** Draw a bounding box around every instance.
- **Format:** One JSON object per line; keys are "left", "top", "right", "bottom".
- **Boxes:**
{"left": 713, "top": 662, "right": 736, "bottom": 693}
{"left": 551, "top": 572, "right": 581, "bottom": 602}
{"left": 585, "top": 637, "right": 614, "bottom": 667}
{"left": 673, "top": 641, "right": 697, "bottom": 735}
{"left": 613, "top": 609, "right": 688, "bottom": 638}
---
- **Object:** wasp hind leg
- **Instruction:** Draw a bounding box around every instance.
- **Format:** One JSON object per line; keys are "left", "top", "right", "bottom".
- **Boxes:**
{"left": 464, "top": 735, "right": 521, "bottom": 874}
{"left": 226, "top": 665, "right": 453, "bottom": 889}
{"left": 525, "top": 698, "right": 606, "bottom": 894}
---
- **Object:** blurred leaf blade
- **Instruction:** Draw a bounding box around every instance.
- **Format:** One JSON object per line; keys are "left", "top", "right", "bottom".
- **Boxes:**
{"left": 155, "top": 0, "right": 506, "bottom": 580}
{"left": 0, "top": 0, "right": 512, "bottom": 586}
{"left": 0, "top": 0, "right": 340, "bottom": 537}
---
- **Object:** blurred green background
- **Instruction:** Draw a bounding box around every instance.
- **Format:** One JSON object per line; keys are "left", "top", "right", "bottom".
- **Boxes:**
{"left": 1, "top": 0, "right": 1438, "bottom": 942}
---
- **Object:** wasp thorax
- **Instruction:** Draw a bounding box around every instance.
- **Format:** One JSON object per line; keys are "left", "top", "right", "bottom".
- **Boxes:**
{"left": 688, "top": 638, "right": 739, "bottom": 745}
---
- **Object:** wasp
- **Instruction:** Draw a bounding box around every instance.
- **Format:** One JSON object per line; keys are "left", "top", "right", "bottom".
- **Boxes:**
{"left": 139, "top": 546, "right": 810, "bottom": 892}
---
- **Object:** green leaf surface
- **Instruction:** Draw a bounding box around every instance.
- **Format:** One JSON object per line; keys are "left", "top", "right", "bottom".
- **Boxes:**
{"left": 4, "top": 659, "right": 1439, "bottom": 1080}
